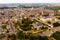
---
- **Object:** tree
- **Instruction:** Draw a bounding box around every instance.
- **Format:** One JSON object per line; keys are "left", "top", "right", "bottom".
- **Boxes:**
{"left": 29, "top": 34, "right": 49, "bottom": 40}
{"left": 42, "top": 13, "right": 49, "bottom": 17}
{"left": 2, "top": 24, "right": 7, "bottom": 29}
{"left": 16, "top": 18, "right": 34, "bottom": 31}
{"left": 53, "top": 22, "right": 60, "bottom": 27}
{"left": 39, "top": 36, "right": 49, "bottom": 40}
{"left": 7, "top": 34, "right": 16, "bottom": 40}
{"left": 46, "top": 20, "right": 51, "bottom": 24}
{"left": 16, "top": 30, "right": 28, "bottom": 40}
{"left": 41, "top": 25, "right": 48, "bottom": 31}
{"left": 56, "top": 16, "right": 60, "bottom": 19}
{"left": 51, "top": 31, "right": 60, "bottom": 40}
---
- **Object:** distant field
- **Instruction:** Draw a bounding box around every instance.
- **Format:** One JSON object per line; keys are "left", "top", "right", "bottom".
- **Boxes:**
{"left": 45, "top": 6, "right": 60, "bottom": 10}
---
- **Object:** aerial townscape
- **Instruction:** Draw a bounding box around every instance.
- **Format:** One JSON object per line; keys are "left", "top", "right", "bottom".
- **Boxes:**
{"left": 0, "top": 3, "right": 60, "bottom": 40}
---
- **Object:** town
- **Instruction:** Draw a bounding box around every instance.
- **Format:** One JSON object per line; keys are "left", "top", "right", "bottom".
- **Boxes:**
{"left": 0, "top": 4, "right": 60, "bottom": 40}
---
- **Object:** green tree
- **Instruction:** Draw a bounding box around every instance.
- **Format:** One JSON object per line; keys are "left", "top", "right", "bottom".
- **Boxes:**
{"left": 16, "top": 18, "right": 34, "bottom": 31}
{"left": 16, "top": 30, "right": 28, "bottom": 40}
{"left": 51, "top": 31, "right": 60, "bottom": 40}
{"left": 2, "top": 22, "right": 7, "bottom": 29}
{"left": 7, "top": 34, "right": 16, "bottom": 40}
{"left": 53, "top": 22, "right": 60, "bottom": 27}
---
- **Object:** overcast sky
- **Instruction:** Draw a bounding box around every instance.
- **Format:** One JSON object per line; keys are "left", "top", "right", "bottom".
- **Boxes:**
{"left": 0, "top": 0, "right": 60, "bottom": 4}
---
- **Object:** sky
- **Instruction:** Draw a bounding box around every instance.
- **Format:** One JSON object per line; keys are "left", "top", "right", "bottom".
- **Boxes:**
{"left": 0, "top": 0, "right": 60, "bottom": 4}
